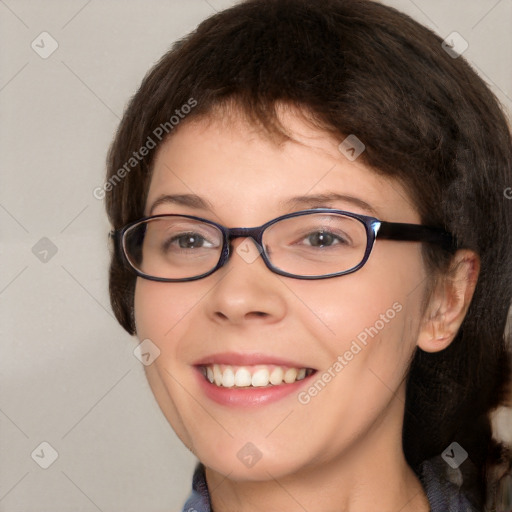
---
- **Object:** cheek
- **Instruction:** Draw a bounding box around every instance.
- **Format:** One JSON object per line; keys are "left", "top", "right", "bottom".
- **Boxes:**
{"left": 287, "top": 248, "right": 427, "bottom": 431}
{"left": 133, "top": 278, "right": 209, "bottom": 451}
{"left": 133, "top": 278, "right": 205, "bottom": 392}
{"left": 134, "top": 278, "right": 203, "bottom": 341}
{"left": 288, "top": 243, "right": 427, "bottom": 361}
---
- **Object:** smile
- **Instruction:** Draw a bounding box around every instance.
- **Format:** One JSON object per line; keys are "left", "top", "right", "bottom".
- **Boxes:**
{"left": 199, "top": 364, "right": 316, "bottom": 388}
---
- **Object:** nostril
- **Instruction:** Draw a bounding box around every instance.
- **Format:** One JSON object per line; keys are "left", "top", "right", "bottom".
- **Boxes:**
{"left": 247, "top": 311, "right": 268, "bottom": 319}
{"left": 213, "top": 310, "right": 270, "bottom": 322}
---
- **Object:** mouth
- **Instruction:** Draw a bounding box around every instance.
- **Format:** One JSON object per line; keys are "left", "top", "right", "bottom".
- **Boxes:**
{"left": 197, "top": 364, "right": 317, "bottom": 388}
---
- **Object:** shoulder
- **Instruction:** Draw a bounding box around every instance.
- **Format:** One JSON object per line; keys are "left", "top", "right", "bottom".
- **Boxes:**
{"left": 418, "top": 454, "right": 481, "bottom": 512}
{"left": 181, "top": 463, "right": 211, "bottom": 512}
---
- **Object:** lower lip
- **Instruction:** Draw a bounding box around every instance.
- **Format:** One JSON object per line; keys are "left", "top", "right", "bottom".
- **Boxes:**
{"left": 194, "top": 368, "right": 316, "bottom": 407}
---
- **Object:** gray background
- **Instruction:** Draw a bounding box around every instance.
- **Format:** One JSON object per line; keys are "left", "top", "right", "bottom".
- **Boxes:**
{"left": 1, "top": 0, "right": 511, "bottom": 510}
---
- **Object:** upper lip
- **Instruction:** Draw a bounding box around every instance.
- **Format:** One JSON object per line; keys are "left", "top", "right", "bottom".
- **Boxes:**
{"left": 193, "top": 352, "right": 316, "bottom": 369}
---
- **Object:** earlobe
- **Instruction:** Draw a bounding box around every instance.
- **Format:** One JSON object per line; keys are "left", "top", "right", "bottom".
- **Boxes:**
{"left": 417, "top": 249, "right": 480, "bottom": 353}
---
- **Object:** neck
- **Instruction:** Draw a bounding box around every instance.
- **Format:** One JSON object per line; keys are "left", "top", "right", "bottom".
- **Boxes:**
{"left": 205, "top": 388, "right": 430, "bottom": 512}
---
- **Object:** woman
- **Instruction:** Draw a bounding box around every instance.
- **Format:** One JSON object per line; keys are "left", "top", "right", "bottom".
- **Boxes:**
{"left": 105, "top": 0, "right": 512, "bottom": 510}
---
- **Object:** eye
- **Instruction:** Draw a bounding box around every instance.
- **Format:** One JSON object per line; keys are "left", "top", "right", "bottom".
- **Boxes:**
{"left": 303, "top": 230, "right": 347, "bottom": 247}
{"left": 166, "top": 232, "right": 216, "bottom": 250}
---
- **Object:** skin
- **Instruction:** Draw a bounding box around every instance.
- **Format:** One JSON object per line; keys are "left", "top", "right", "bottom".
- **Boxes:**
{"left": 134, "top": 105, "right": 479, "bottom": 512}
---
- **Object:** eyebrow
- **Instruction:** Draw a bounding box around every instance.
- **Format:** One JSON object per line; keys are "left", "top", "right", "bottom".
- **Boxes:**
{"left": 281, "top": 193, "right": 379, "bottom": 217}
{"left": 149, "top": 192, "right": 379, "bottom": 217}
{"left": 149, "top": 194, "right": 213, "bottom": 215}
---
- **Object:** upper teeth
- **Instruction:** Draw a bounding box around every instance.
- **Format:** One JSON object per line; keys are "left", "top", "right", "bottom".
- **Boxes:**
{"left": 201, "top": 364, "right": 313, "bottom": 388}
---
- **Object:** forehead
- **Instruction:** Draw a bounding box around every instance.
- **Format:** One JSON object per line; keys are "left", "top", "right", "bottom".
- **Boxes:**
{"left": 145, "top": 108, "right": 420, "bottom": 225}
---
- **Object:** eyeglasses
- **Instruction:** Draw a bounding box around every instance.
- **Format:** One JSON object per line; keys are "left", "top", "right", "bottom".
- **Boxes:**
{"left": 111, "top": 208, "right": 457, "bottom": 282}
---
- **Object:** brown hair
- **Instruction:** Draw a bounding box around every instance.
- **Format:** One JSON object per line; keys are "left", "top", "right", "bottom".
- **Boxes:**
{"left": 105, "top": 0, "right": 512, "bottom": 506}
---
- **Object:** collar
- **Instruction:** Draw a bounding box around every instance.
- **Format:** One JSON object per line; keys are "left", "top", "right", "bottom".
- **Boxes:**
{"left": 181, "top": 456, "right": 480, "bottom": 512}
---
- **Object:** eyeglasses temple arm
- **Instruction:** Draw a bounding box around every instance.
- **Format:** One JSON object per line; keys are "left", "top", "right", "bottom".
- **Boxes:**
{"left": 108, "top": 229, "right": 128, "bottom": 265}
{"left": 376, "top": 222, "right": 458, "bottom": 253}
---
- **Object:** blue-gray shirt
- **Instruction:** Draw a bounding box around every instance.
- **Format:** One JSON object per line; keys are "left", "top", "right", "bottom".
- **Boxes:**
{"left": 181, "top": 456, "right": 481, "bottom": 511}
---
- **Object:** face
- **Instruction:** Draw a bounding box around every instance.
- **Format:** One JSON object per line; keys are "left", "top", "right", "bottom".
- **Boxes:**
{"left": 134, "top": 107, "right": 430, "bottom": 481}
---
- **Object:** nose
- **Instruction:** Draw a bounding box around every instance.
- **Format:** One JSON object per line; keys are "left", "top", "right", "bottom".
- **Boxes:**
{"left": 205, "top": 238, "right": 287, "bottom": 326}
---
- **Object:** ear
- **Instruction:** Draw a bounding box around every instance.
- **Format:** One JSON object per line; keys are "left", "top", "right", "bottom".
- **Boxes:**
{"left": 417, "top": 249, "right": 480, "bottom": 353}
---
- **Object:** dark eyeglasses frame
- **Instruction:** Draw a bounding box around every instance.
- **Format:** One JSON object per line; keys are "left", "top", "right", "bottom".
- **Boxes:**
{"left": 110, "top": 208, "right": 457, "bottom": 282}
